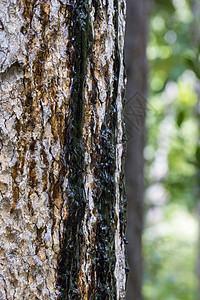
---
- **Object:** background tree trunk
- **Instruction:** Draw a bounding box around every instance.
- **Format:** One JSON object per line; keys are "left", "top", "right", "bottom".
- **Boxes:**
{"left": 124, "top": 0, "right": 148, "bottom": 299}
{"left": 190, "top": 1, "right": 200, "bottom": 298}
{"left": 0, "top": 1, "right": 126, "bottom": 299}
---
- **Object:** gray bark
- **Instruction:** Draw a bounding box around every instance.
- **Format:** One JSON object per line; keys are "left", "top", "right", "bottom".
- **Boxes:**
{"left": 124, "top": 0, "right": 148, "bottom": 299}
{"left": 0, "top": 1, "right": 126, "bottom": 299}
{"left": 191, "top": 1, "right": 200, "bottom": 298}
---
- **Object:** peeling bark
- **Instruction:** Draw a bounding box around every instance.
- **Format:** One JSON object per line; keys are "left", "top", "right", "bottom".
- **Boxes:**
{"left": 0, "top": 0, "right": 126, "bottom": 299}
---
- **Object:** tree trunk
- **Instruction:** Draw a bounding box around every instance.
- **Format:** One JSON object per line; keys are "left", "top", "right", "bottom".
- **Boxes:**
{"left": 0, "top": 1, "right": 126, "bottom": 299}
{"left": 124, "top": 0, "right": 148, "bottom": 299}
{"left": 191, "top": 1, "right": 200, "bottom": 298}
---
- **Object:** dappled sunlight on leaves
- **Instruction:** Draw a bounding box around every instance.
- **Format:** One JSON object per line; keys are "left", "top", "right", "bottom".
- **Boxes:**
{"left": 144, "top": 0, "right": 200, "bottom": 299}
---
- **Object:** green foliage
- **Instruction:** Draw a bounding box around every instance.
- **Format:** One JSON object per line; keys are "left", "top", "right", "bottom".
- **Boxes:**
{"left": 144, "top": 0, "right": 200, "bottom": 299}
{"left": 143, "top": 206, "right": 198, "bottom": 300}
{"left": 154, "top": 0, "right": 175, "bottom": 13}
{"left": 185, "top": 57, "right": 200, "bottom": 79}
{"left": 176, "top": 110, "right": 185, "bottom": 127}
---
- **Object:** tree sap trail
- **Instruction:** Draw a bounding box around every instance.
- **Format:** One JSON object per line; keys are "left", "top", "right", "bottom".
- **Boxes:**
{"left": 0, "top": 0, "right": 126, "bottom": 299}
{"left": 58, "top": 0, "right": 127, "bottom": 298}
{"left": 57, "top": 1, "right": 92, "bottom": 298}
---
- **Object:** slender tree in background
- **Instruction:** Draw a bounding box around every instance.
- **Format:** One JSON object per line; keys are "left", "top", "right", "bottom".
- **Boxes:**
{"left": 124, "top": 0, "right": 148, "bottom": 299}
{"left": 191, "top": 1, "right": 200, "bottom": 297}
{"left": 0, "top": 1, "right": 126, "bottom": 299}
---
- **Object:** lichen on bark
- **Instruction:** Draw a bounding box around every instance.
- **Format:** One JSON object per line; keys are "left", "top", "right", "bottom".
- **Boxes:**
{"left": 0, "top": 0, "right": 126, "bottom": 299}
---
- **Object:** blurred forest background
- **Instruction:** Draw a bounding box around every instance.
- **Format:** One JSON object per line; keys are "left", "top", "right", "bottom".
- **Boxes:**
{"left": 143, "top": 0, "right": 200, "bottom": 299}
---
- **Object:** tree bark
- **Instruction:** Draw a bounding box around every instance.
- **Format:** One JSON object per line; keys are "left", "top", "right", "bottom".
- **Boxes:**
{"left": 0, "top": 1, "right": 126, "bottom": 299}
{"left": 124, "top": 0, "right": 148, "bottom": 299}
{"left": 190, "top": 1, "right": 200, "bottom": 299}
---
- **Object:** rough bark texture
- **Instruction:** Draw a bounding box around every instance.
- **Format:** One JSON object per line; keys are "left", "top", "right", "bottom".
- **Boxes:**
{"left": 0, "top": 1, "right": 126, "bottom": 299}
{"left": 124, "top": 0, "right": 148, "bottom": 299}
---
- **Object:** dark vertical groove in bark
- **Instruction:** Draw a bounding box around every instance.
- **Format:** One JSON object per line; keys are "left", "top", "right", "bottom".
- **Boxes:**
{"left": 95, "top": 107, "right": 117, "bottom": 299}
{"left": 93, "top": 1, "right": 122, "bottom": 298}
{"left": 57, "top": 1, "right": 93, "bottom": 298}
